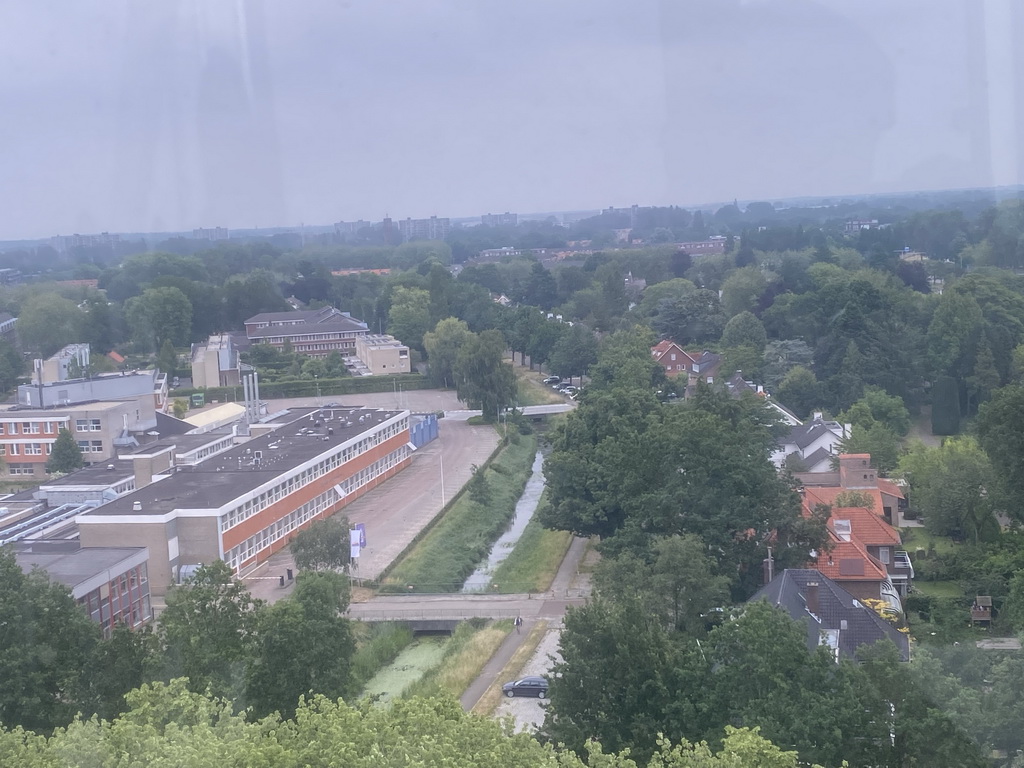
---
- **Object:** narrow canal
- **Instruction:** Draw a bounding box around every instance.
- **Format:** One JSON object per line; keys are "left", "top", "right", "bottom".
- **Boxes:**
{"left": 461, "top": 451, "right": 545, "bottom": 593}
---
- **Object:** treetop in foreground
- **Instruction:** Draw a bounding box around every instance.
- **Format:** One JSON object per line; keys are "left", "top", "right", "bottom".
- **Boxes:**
{"left": 0, "top": 679, "right": 826, "bottom": 768}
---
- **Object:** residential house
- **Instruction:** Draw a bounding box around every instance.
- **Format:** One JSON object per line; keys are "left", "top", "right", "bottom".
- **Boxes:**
{"left": 724, "top": 371, "right": 802, "bottom": 426}
{"left": 795, "top": 452, "right": 909, "bottom": 527}
{"left": 772, "top": 412, "right": 851, "bottom": 472}
{"left": 752, "top": 569, "right": 910, "bottom": 662}
{"left": 650, "top": 341, "right": 722, "bottom": 388}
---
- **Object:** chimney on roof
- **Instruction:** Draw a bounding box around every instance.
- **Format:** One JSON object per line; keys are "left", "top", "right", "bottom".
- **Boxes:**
{"left": 805, "top": 581, "right": 820, "bottom": 617}
{"left": 812, "top": 411, "right": 823, "bottom": 421}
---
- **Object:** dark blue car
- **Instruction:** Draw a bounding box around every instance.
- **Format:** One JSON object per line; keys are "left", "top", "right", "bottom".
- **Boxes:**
{"left": 502, "top": 676, "right": 549, "bottom": 698}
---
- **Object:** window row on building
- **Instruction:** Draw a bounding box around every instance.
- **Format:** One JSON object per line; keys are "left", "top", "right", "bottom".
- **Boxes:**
{"left": 222, "top": 444, "right": 409, "bottom": 572}
{"left": 0, "top": 420, "right": 64, "bottom": 435}
{"left": 0, "top": 442, "right": 54, "bottom": 457}
{"left": 220, "top": 417, "right": 409, "bottom": 533}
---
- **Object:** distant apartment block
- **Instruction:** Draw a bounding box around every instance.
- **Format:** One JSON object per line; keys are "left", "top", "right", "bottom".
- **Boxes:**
{"left": 191, "top": 335, "right": 241, "bottom": 388}
{"left": 844, "top": 219, "right": 879, "bottom": 235}
{"left": 193, "top": 227, "right": 230, "bottom": 241}
{"left": 481, "top": 212, "right": 518, "bottom": 227}
{"left": 677, "top": 237, "right": 727, "bottom": 256}
{"left": 334, "top": 220, "right": 372, "bottom": 237}
{"left": 351, "top": 334, "right": 411, "bottom": 376}
{"left": 398, "top": 216, "right": 450, "bottom": 242}
{"left": 244, "top": 306, "right": 369, "bottom": 358}
{"left": 50, "top": 232, "right": 120, "bottom": 255}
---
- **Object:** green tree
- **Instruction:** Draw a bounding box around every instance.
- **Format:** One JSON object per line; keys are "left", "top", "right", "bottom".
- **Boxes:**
{"left": 0, "top": 546, "right": 100, "bottom": 731}
{"left": 157, "top": 339, "right": 177, "bottom": 376}
{"left": 897, "top": 437, "right": 997, "bottom": 541}
{"left": 720, "top": 311, "right": 767, "bottom": 352}
{"left": 423, "top": 317, "right": 474, "bottom": 388}
{"left": 15, "top": 293, "right": 82, "bottom": 357}
{"left": 840, "top": 386, "right": 911, "bottom": 436}
{"left": 453, "top": 329, "right": 517, "bottom": 419}
{"left": 927, "top": 291, "right": 983, "bottom": 380}
{"left": 387, "top": 286, "right": 431, "bottom": 352}
{"left": 427, "top": 262, "right": 452, "bottom": 325}
{"left": 652, "top": 289, "right": 727, "bottom": 346}
{"left": 978, "top": 384, "right": 1024, "bottom": 517}
{"left": 0, "top": 339, "right": 25, "bottom": 394}
{"left": 123, "top": 286, "right": 193, "bottom": 351}
{"left": 46, "top": 427, "right": 84, "bottom": 474}
{"left": 967, "top": 335, "right": 1000, "bottom": 409}
{"left": 246, "top": 571, "right": 354, "bottom": 719}
{"left": 79, "top": 624, "right": 160, "bottom": 722}
{"left": 635, "top": 277, "right": 697, "bottom": 318}
{"left": 835, "top": 422, "right": 902, "bottom": 474}
{"left": 719, "top": 266, "right": 771, "bottom": 317}
{"left": 548, "top": 323, "right": 599, "bottom": 383}
{"left": 289, "top": 515, "right": 351, "bottom": 572}
{"left": 524, "top": 261, "right": 559, "bottom": 310}
{"left": 158, "top": 560, "right": 264, "bottom": 700}
{"left": 775, "top": 365, "right": 822, "bottom": 419}
{"left": 595, "top": 535, "right": 730, "bottom": 634}
{"left": 931, "top": 375, "right": 961, "bottom": 435}
{"left": 761, "top": 339, "right": 814, "bottom": 391}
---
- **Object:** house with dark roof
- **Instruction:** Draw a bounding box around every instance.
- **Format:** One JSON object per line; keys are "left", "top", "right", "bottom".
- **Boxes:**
{"left": 724, "top": 371, "right": 802, "bottom": 425}
{"left": 752, "top": 569, "right": 910, "bottom": 662}
{"left": 244, "top": 306, "right": 369, "bottom": 358}
{"left": 772, "top": 412, "right": 850, "bottom": 472}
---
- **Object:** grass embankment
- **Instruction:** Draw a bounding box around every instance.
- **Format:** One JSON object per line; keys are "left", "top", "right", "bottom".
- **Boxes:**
{"left": 514, "top": 367, "right": 565, "bottom": 407}
{"left": 489, "top": 490, "right": 572, "bottom": 593}
{"left": 403, "top": 619, "right": 513, "bottom": 700}
{"left": 912, "top": 581, "right": 963, "bottom": 598}
{"left": 380, "top": 433, "right": 538, "bottom": 593}
{"left": 350, "top": 622, "right": 415, "bottom": 693}
{"left": 472, "top": 620, "right": 550, "bottom": 716}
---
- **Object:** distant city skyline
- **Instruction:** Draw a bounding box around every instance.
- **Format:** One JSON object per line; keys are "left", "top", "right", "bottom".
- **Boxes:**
{"left": 1, "top": 1, "right": 1021, "bottom": 241}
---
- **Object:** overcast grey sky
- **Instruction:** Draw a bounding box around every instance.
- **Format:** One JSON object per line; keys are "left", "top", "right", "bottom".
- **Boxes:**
{"left": 1, "top": 0, "right": 1021, "bottom": 240}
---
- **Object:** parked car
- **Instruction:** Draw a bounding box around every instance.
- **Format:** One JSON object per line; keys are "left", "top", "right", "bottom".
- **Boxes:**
{"left": 543, "top": 375, "right": 560, "bottom": 385}
{"left": 502, "top": 676, "right": 549, "bottom": 698}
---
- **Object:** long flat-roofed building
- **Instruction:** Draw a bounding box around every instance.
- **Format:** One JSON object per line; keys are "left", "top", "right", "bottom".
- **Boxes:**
{"left": 244, "top": 306, "right": 369, "bottom": 358}
{"left": 76, "top": 406, "right": 412, "bottom": 596}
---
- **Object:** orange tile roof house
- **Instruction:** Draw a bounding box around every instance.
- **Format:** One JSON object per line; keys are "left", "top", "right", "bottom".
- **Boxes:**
{"left": 796, "top": 454, "right": 914, "bottom": 613}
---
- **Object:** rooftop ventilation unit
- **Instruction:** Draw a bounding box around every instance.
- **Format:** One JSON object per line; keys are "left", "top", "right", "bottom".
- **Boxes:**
{"left": 132, "top": 501, "right": 142, "bottom": 511}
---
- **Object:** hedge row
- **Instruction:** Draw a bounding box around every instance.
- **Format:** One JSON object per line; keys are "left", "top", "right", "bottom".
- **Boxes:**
{"left": 174, "top": 373, "right": 433, "bottom": 402}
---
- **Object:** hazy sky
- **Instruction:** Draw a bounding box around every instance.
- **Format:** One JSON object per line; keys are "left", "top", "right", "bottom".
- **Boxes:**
{"left": 1, "top": 0, "right": 1022, "bottom": 240}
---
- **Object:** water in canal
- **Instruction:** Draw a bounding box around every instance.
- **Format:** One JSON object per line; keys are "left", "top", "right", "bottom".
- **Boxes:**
{"left": 461, "top": 451, "right": 545, "bottom": 592}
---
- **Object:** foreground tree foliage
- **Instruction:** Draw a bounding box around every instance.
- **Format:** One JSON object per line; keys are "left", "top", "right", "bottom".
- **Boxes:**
{"left": 0, "top": 678, "right": 830, "bottom": 768}
{"left": 289, "top": 515, "right": 352, "bottom": 572}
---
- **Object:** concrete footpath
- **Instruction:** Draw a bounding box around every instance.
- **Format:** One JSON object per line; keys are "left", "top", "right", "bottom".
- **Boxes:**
{"left": 459, "top": 535, "right": 591, "bottom": 711}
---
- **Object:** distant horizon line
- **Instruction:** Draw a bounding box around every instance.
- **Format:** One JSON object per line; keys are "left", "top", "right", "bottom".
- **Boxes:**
{"left": 2, "top": 183, "right": 1022, "bottom": 248}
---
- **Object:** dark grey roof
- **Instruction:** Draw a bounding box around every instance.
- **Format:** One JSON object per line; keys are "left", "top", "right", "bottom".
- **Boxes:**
{"left": 246, "top": 317, "right": 368, "bottom": 339}
{"left": 751, "top": 569, "right": 910, "bottom": 662}
{"left": 801, "top": 446, "right": 834, "bottom": 469}
{"left": 784, "top": 418, "right": 843, "bottom": 450}
{"left": 82, "top": 406, "right": 403, "bottom": 517}
{"left": 154, "top": 411, "right": 193, "bottom": 436}
{"left": 13, "top": 539, "right": 147, "bottom": 596}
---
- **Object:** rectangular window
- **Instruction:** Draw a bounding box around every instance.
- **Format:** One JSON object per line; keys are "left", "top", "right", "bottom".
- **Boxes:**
{"left": 90, "top": 419, "right": 102, "bottom": 432}
{"left": 25, "top": 443, "right": 42, "bottom": 455}
{"left": 77, "top": 441, "right": 90, "bottom": 452}
{"left": 90, "top": 440, "right": 104, "bottom": 453}
{"left": 76, "top": 419, "right": 88, "bottom": 432}
{"left": 7, "top": 444, "right": 18, "bottom": 456}
{"left": 23, "top": 422, "right": 39, "bottom": 434}
{"left": 879, "top": 547, "right": 890, "bottom": 564}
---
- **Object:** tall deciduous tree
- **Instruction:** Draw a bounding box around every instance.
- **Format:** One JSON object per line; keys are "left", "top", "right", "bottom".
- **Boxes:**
{"left": 548, "top": 323, "right": 598, "bottom": 383}
{"left": 387, "top": 286, "right": 431, "bottom": 352}
{"left": 46, "top": 427, "right": 84, "bottom": 474}
{"left": 0, "top": 547, "right": 100, "bottom": 731}
{"left": 158, "top": 560, "right": 264, "bottom": 700}
{"left": 246, "top": 571, "right": 354, "bottom": 719}
{"left": 16, "top": 293, "right": 83, "bottom": 357}
{"left": 453, "top": 329, "right": 517, "bottom": 420}
{"left": 978, "top": 384, "right": 1024, "bottom": 517}
{"left": 289, "top": 515, "right": 351, "bottom": 572}
{"left": 123, "top": 286, "right": 193, "bottom": 351}
{"left": 423, "top": 317, "right": 473, "bottom": 388}
{"left": 775, "top": 365, "right": 822, "bottom": 419}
